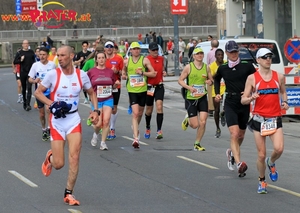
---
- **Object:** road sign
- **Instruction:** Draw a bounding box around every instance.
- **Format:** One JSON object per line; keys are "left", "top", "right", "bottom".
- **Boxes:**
{"left": 284, "top": 37, "right": 300, "bottom": 64}
{"left": 286, "top": 88, "right": 300, "bottom": 107}
{"left": 170, "top": 0, "right": 188, "bottom": 15}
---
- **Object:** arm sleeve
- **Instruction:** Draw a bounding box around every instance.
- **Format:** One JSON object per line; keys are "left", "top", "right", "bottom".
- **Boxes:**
{"left": 214, "top": 67, "right": 222, "bottom": 95}
{"left": 13, "top": 51, "right": 21, "bottom": 65}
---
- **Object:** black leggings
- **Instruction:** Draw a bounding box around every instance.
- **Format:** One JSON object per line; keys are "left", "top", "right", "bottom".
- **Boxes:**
{"left": 20, "top": 72, "right": 32, "bottom": 105}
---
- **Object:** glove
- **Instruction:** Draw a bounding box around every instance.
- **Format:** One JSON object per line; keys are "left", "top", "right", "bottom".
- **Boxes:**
{"left": 49, "top": 101, "right": 72, "bottom": 119}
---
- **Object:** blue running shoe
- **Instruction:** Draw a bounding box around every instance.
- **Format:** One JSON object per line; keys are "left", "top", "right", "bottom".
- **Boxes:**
{"left": 128, "top": 105, "right": 132, "bottom": 115}
{"left": 144, "top": 128, "right": 151, "bottom": 139}
{"left": 257, "top": 181, "right": 268, "bottom": 194}
{"left": 266, "top": 157, "right": 278, "bottom": 182}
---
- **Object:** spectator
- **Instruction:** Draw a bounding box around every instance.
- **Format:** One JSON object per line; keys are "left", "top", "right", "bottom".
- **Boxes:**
{"left": 144, "top": 34, "right": 150, "bottom": 44}
{"left": 207, "top": 35, "right": 213, "bottom": 41}
{"left": 156, "top": 32, "right": 164, "bottom": 50}
{"left": 47, "top": 33, "right": 54, "bottom": 48}
{"left": 188, "top": 39, "right": 198, "bottom": 59}
{"left": 178, "top": 37, "right": 186, "bottom": 58}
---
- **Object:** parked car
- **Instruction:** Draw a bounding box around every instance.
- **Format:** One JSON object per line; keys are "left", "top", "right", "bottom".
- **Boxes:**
{"left": 124, "top": 44, "right": 168, "bottom": 72}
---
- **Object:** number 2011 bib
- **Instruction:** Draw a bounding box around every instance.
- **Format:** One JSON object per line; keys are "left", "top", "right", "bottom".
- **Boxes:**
{"left": 260, "top": 118, "right": 277, "bottom": 136}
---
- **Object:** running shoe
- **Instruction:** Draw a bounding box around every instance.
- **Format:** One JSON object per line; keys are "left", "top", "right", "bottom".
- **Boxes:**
{"left": 41, "top": 150, "right": 52, "bottom": 177}
{"left": 109, "top": 129, "right": 116, "bottom": 140}
{"left": 100, "top": 142, "right": 108, "bottom": 150}
{"left": 17, "top": 95, "right": 23, "bottom": 103}
{"left": 215, "top": 129, "right": 221, "bottom": 138}
{"left": 194, "top": 143, "right": 205, "bottom": 151}
{"left": 237, "top": 161, "right": 248, "bottom": 177}
{"left": 220, "top": 111, "right": 226, "bottom": 127}
{"left": 34, "top": 101, "right": 38, "bottom": 109}
{"left": 91, "top": 132, "right": 98, "bottom": 147}
{"left": 226, "top": 149, "right": 235, "bottom": 171}
{"left": 42, "top": 130, "right": 48, "bottom": 141}
{"left": 181, "top": 114, "right": 189, "bottom": 131}
{"left": 46, "top": 128, "right": 50, "bottom": 139}
{"left": 64, "top": 194, "right": 80, "bottom": 206}
{"left": 144, "top": 128, "right": 151, "bottom": 139}
{"left": 257, "top": 181, "right": 268, "bottom": 194}
{"left": 266, "top": 157, "right": 278, "bottom": 182}
{"left": 132, "top": 138, "right": 140, "bottom": 149}
{"left": 127, "top": 105, "right": 132, "bottom": 115}
{"left": 25, "top": 105, "right": 32, "bottom": 111}
{"left": 84, "top": 98, "right": 89, "bottom": 104}
{"left": 156, "top": 130, "right": 163, "bottom": 139}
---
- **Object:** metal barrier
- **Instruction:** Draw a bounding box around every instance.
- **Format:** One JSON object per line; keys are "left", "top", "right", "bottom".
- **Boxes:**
{"left": 0, "top": 25, "right": 217, "bottom": 41}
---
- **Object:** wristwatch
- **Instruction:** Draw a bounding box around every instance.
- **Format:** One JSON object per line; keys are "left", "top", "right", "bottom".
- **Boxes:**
{"left": 93, "top": 109, "right": 100, "bottom": 115}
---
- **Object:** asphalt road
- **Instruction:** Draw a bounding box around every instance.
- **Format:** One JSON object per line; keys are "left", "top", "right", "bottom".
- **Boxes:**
{"left": 1, "top": 67, "right": 300, "bottom": 213}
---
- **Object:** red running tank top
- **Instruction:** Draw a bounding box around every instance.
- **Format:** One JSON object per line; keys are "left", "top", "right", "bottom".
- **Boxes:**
{"left": 252, "top": 71, "right": 281, "bottom": 117}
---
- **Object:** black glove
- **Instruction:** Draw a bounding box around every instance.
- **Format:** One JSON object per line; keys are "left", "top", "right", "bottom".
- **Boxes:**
{"left": 49, "top": 101, "right": 72, "bottom": 119}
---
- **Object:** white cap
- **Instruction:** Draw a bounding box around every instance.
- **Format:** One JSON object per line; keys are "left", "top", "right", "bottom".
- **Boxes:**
{"left": 104, "top": 41, "right": 114, "bottom": 47}
{"left": 256, "top": 48, "right": 273, "bottom": 58}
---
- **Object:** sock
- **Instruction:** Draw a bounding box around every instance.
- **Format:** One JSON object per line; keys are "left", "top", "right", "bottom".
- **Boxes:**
{"left": 110, "top": 112, "right": 118, "bottom": 129}
{"left": 18, "top": 94, "right": 22, "bottom": 97}
{"left": 156, "top": 113, "right": 163, "bottom": 131}
{"left": 64, "top": 188, "right": 73, "bottom": 197}
{"left": 42, "top": 128, "right": 47, "bottom": 131}
{"left": 259, "top": 176, "right": 265, "bottom": 181}
{"left": 194, "top": 141, "right": 200, "bottom": 145}
{"left": 145, "top": 114, "right": 151, "bottom": 129}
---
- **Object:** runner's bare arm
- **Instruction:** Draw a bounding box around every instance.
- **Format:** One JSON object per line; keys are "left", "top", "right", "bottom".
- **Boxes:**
{"left": 143, "top": 58, "right": 157, "bottom": 78}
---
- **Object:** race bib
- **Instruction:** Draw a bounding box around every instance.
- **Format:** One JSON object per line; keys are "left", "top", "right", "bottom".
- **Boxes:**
{"left": 97, "top": 85, "right": 112, "bottom": 98}
{"left": 147, "top": 87, "right": 155, "bottom": 96}
{"left": 129, "top": 75, "right": 145, "bottom": 87}
{"left": 192, "top": 85, "right": 205, "bottom": 97}
{"left": 260, "top": 118, "right": 277, "bottom": 136}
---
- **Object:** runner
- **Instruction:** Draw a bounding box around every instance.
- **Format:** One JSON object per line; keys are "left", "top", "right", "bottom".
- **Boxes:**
{"left": 241, "top": 48, "right": 288, "bottom": 193}
{"left": 144, "top": 42, "right": 167, "bottom": 139}
{"left": 104, "top": 41, "right": 124, "bottom": 140}
{"left": 88, "top": 51, "right": 119, "bottom": 150}
{"left": 12, "top": 48, "right": 22, "bottom": 103}
{"left": 13, "top": 40, "right": 36, "bottom": 111}
{"left": 209, "top": 48, "right": 225, "bottom": 138}
{"left": 214, "top": 40, "right": 256, "bottom": 177}
{"left": 28, "top": 47, "right": 56, "bottom": 141}
{"left": 179, "top": 47, "right": 214, "bottom": 151}
{"left": 122, "top": 42, "right": 156, "bottom": 148}
{"left": 35, "top": 45, "right": 99, "bottom": 205}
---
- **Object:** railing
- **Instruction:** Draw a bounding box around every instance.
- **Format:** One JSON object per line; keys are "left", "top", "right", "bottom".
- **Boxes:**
{"left": 0, "top": 25, "right": 217, "bottom": 41}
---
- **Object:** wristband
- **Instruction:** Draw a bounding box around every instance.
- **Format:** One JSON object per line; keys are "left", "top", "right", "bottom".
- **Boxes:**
{"left": 282, "top": 101, "right": 288, "bottom": 105}
{"left": 93, "top": 109, "right": 100, "bottom": 115}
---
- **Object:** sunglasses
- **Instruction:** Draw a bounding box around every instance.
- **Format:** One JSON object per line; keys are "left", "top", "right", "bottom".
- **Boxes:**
{"left": 260, "top": 55, "right": 272, "bottom": 60}
{"left": 151, "top": 49, "right": 158, "bottom": 51}
{"left": 105, "top": 45, "right": 114, "bottom": 48}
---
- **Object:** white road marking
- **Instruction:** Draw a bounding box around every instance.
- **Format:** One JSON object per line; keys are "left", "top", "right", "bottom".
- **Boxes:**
{"left": 268, "top": 184, "right": 300, "bottom": 197}
{"left": 8, "top": 170, "right": 38, "bottom": 188}
{"left": 177, "top": 156, "right": 219, "bottom": 170}
{"left": 68, "top": 209, "right": 83, "bottom": 213}
{"left": 122, "top": 136, "right": 148, "bottom": 146}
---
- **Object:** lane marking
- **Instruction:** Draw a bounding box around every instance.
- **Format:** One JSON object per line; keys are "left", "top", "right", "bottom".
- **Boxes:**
{"left": 68, "top": 209, "right": 83, "bottom": 213}
{"left": 8, "top": 170, "right": 38, "bottom": 188}
{"left": 122, "top": 136, "right": 148, "bottom": 146}
{"left": 268, "top": 184, "right": 300, "bottom": 197}
{"left": 177, "top": 156, "right": 219, "bottom": 170}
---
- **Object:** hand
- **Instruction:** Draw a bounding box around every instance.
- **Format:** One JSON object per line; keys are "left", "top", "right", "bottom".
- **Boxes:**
{"left": 88, "top": 111, "right": 99, "bottom": 125}
{"left": 163, "top": 71, "right": 167, "bottom": 77}
{"left": 35, "top": 78, "right": 41, "bottom": 84}
{"left": 115, "top": 80, "right": 120, "bottom": 85}
{"left": 205, "top": 79, "right": 213, "bottom": 86}
{"left": 189, "top": 86, "right": 197, "bottom": 93}
{"left": 49, "top": 101, "right": 72, "bottom": 119}
{"left": 80, "top": 57, "right": 84, "bottom": 61}
{"left": 281, "top": 101, "right": 289, "bottom": 110}
{"left": 215, "top": 94, "right": 222, "bottom": 102}
{"left": 121, "top": 73, "right": 127, "bottom": 80}
{"left": 21, "top": 55, "right": 25, "bottom": 61}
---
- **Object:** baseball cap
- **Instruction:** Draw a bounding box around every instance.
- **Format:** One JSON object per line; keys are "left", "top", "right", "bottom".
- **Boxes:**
{"left": 130, "top": 42, "right": 140, "bottom": 49}
{"left": 193, "top": 47, "right": 204, "bottom": 55}
{"left": 256, "top": 48, "right": 273, "bottom": 58}
{"left": 149, "top": 42, "right": 158, "bottom": 50}
{"left": 225, "top": 40, "right": 239, "bottom": 52}
{"left": 104, "top": 41, "right": 114, "bottom": 47}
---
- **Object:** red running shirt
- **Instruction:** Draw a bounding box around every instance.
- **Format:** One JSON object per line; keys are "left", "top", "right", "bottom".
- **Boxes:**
{"left": 146, "top": 55, "right": 164, "bottom": 85}
{"left": 105, "top": 54, "right": 124, "bottom": 88}
{"left": 252, "top": 71, "right": 281, "bottom": 117}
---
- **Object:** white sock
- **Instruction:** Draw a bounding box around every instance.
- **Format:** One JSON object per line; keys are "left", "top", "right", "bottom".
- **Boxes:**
{"left": 110, "top": 112, "right": 118, "bottom": 129}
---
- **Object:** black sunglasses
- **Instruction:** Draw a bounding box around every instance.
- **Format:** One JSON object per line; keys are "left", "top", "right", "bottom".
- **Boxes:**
{"left": 105, "top": 45, "right": 114, "bottom": 48}
{"left": 260, "top": 55, "right": 272, "bottom": 60}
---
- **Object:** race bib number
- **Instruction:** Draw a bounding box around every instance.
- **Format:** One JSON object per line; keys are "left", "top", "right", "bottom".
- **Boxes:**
{"left": 97, "top": 85, "right": 112, "bottom": 98}
{"left": 129, "top": 75, "right": 145, "bottom": 87}
{"left": 260, "top": 118, "right": 277, "bottom": 136}
{"left": 147, "top": 87, "right": 155, "bottom": 96}
{"left": 192, "top": 85, "right": 205, "bottom": 97}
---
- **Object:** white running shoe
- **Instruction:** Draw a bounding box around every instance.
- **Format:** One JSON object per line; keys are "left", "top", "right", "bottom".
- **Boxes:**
{"left": 226, "top": 149, "right": 236, "bottom": 171}
{"left": 91, "top": 132, "right": 98, "bottom": 147}
{"left": 100, "top": 142, "right": 108, "bottom": 150}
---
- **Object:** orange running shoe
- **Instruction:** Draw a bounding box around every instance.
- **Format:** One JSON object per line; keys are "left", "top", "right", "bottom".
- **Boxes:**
{"left": 64, "top": 194, "right": 80, "bottom": 206}
{"left": 41, "top": 150, "right": 52, "bottom": 177}
{"left": 34, "top": 101, "right": 38, "bottom": 109}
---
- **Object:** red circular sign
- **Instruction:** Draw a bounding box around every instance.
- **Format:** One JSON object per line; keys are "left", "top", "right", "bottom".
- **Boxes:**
{"left": 284, "top": 37, "right": 300, "bottom": 64}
